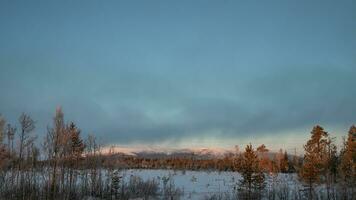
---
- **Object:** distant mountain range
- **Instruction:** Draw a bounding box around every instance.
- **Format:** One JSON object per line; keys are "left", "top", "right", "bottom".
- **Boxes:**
{"left": 100, "top": 145, "right": 298, "bottom": 159}
{"left": 101, "top": 146, "right": 237, "bottom": 159}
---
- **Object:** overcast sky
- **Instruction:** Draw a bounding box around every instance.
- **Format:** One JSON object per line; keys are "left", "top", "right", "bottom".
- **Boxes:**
{"left": 0, "top": 0, "right": 355, "bottom": 151}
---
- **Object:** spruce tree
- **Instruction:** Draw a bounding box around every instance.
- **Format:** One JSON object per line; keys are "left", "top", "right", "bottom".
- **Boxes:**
{"left": 67, "top": 122, "right": 85, "bottom": 198}
{"left": 68, "top": 122, "right": 85, "bottom": 163}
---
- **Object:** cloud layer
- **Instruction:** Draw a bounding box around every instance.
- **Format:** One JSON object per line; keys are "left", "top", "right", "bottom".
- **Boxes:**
{"left": 0, "top": 1, "right": 355, "bottom": 149}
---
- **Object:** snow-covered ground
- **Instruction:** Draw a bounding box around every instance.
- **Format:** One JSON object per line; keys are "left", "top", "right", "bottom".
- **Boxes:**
{"left": 119, "top": 169, "right": 303, "bottom": 200}
{"left": 1, "top": 169, "right": 341, "bottom": 199}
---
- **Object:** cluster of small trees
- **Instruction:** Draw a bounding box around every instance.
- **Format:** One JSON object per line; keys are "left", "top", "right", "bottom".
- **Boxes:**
{"left": 232, "top": 143, "right": 294, "bottom": 200}
{"left": 234, "top": 125, "right": 355, "bottom": 200}
{"left": 299, "top": 125, "right": 355, "bottom": 199}
{"left": 0, "top": 108, "right": 100, "bottom": 199}
{"left": 0, "top": 108, "right": 180, "bottom": 200}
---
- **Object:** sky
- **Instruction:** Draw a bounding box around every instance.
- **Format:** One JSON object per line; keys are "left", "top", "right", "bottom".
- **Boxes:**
{"left": 0, "top": 0, "right": 355, "bottom": 152}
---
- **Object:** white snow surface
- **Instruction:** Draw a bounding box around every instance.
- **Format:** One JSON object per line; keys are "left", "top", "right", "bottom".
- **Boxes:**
{"left": 118, "top": 169, "right": 302, "bottom": 200}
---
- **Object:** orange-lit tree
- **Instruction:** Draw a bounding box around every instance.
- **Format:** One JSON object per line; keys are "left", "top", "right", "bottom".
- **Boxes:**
{"left": 300, "top": 125, "right": 328, "bottom": 199}
{"left": 238, "top": 144, "right": 265, "bottom": 199}
{"left": 339, "top": 125, "right": 356, "bottom": 199}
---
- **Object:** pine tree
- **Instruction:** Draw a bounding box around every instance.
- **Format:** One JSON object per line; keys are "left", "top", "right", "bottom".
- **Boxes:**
{"left": 338, "top": 125, "right": 356, "bottom": 198}
{"left": 300, "top": 125, "right": 328, "bottom": 199}
{"left": 238, "top": 144, "right": 265, "bottom": 199}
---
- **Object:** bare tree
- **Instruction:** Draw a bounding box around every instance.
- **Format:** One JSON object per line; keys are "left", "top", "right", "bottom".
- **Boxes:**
{"left": 85, "top": 134, "right": 102, "bottom": 197}
{"left": 0, "top": 115, "right": 8, "bottom": 170}
{"left": 18, "top": 113, "right": 36, "bottom": 165}
{"left": 45, "top": 107, "right": 65, "bottom": 200}
{"left": 0, "top": 115, "right": 5, "bottom": 145}
{"left": 6, "top": 123, "right": 16, "bottom": 156}
{"left": 17, "top": 113, "right": 36, "bottom": 199}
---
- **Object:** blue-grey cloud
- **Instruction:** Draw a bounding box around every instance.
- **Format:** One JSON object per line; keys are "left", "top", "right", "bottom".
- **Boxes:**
{"left": 0, "top": 0, "right": 355, "bottom": 146}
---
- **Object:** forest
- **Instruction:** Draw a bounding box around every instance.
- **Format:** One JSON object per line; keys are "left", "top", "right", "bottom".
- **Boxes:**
{"left": 0, "top": 108, "right": 355, "bottom": 200}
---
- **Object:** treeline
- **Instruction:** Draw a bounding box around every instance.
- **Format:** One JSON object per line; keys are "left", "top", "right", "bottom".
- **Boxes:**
{"left": 0, "top": 108, "right": 355, "bottom": 200}
{"left": 102, "top": 147, "right": 297, "bottom": 173}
